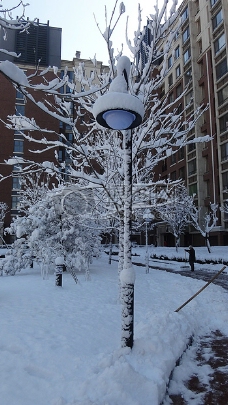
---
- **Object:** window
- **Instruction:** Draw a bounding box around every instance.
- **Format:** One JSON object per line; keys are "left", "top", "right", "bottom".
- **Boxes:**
{"left": 11, "top": 196, "right": 20, "bottom": 210}
{"left": 67, "top": 133, "right": 73, "bottom": 142}
{"left": 221, "top": 143, "right": 228, "bottom": 161}
{"left": 176, "top": 64, "right": 181, "bottom": 78}
{"left": 12, "top": 164, "right": 22, "bottom": 172}
{"left": 168, "top": 73, "right": 173, "bottom": 87}
{"left": 211, "top": 0, "right": 218, "bottom": 7}
{"left": 176, "top": 84, "right": 182, "bottom": 97}
{"left": 219, "top": 113, "right": 228, "bottom": 133}
{"left": 15, "top": 104, "right": 25, "bottom": 116}
{"left": 183, "top": 48, "right": 191, "bottom": 64}
{"left": 171, "top": 153, "right": 176, "bottom": 165}
{"left": 196, "top": 19, "right": 201, "bottom": 35}
{"left": 214, "top": 33, "right": 225, "bottom": 55}
{"left": 222, "top": 171, "right": 228, "bottom": 190}
{"left": 179, "top": 166, "right": 185, "bottom": 179}
{"left": 189, "top": 183, "right": 197, "bottom": 196}
{"left": 212, "top": 9, "right": 223, "bottom": 30}
{"left": 218, "top": 84, "right": 228, "bottom": 106}
{"left": 14, "top": 140, "right": 23, "bottom": 153}
{"left": 178, "top": 148, "right": 184, "bottom": 161}
{"left": 177, "top": 103, "right": 183, "bottom": 114}
{"left": 170, "top": 170, "right": 176, "bottom": 180}
{"left": 185, "top": 90, "right": 193, "bottom": 105}
{"left": 216, "top": 59, "right": 228, "bottom": 80}
{"left": 174, "top": 30, "right": 179, "bottom": 41}
{"left": 58, "top": 150, "right": 63, "bottom": 162}
{"left": 185, "top": 68, "right": 192, "bottom": 86}
{"left": 188, "top": 140, "right": 196, "bottom": 152}
{"left": 168, "top": 92, "right": 174, "bottom": 103}
{"left": 182, "top": 26, "right": 190, "bottom": 43}
{"left": 16, "top": 90, "right": 24, "bottom": 100}
{"left": 181, "top": 7, "right": 188, "bottom": 23}
{"left": 12, "top": 177, "right": 21, "bottom": 189}
{"left": 188, "top": 159, "right": 196, "bottom": 176}
{"left": 175, "top": 46, "right": 180, "bottom": 59}
{"left": 168, "top": 55, "right": 173, "bottom": 68}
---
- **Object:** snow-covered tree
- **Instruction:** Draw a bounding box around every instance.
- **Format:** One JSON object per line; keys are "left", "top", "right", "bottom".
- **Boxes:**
{"left": 0, "top": 1, "right": 34, "bottom": 57}
{"left": 0, "top": 0, "right": 210, "bottom": 347}
{"left": 156, "top": 183, "right": 194, "bottom": 251}
{"left": 3, "top": 184, "right": 101, "bottom": 277}
{"left": 0, "top": 201, "right": 8, "bottom": 245}
{"left": 190, "top": 202, "right": 218, "bottom": 253}
{"left": 0, "top": 201, "right": 8, "bottom": 222}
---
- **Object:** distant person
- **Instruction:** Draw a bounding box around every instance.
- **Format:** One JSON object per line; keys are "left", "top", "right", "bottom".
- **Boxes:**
{"left": 185, "top": 245, "right": 196, "bottom": 271}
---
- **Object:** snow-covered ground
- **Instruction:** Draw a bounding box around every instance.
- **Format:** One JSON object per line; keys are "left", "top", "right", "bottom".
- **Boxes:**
{"left": 0, "top": 246, "right": 228, "bottom": 405}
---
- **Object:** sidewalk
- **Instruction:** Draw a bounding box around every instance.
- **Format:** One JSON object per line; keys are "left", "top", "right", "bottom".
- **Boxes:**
{"left": 161, "top": 267, "right": 228, "bottom": 404}
{"left": 165, "top": 331, "right": 228, "bottom": 404}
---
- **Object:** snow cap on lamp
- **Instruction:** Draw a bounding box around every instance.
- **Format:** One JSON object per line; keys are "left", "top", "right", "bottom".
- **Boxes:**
{"left": 93, "top": 56, "right": 144, "bottom": 130}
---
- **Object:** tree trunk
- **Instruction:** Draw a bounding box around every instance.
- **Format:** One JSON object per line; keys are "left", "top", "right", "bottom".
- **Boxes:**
{"left": 205, "top": 233, "right": 211, "bottom": 253}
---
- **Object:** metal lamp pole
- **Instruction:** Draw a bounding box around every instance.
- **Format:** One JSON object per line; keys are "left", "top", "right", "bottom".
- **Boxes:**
{"left": 93, "top": 56, "right": 144, "bottom": 349}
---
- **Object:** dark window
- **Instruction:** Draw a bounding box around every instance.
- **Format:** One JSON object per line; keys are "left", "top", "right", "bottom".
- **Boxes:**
{"left": 14, "top": 140, "right": 23, "bottom": 153}
{"left": 168, "top": 92, "right": 174, "bottom": 103}
{"left": 221, "top": 142, "right": 228, "bottom": 161}
{"left": 179, "top": 166, "right": 185, "bottom": 180}
{"left": 11, "top": 196, "right": 20, "bottom": 209}
{"left": 188, "top": 140, "right": 196, "bottom": 152}
{"left": 176, "top": 84, "right": 182, "bottom": 97}
{"left": 185, "top": 68, "right": 192, "bottom": 86}
{"left": 171, "top": 153, "right": 176, "bottom": 165}
{"left": 189, "top": 183, "right": 197, "bottom": 196}
{"left": 212, "top": 9, "right": 223, "bottom": 30}
{"left": 175, "top": 46, "right": 180, "bottom": 59}
{"left": 16, "top": 90, "right": 24, "bottom": 100}
{"left": 178, "top": 148, "right": 184, "bottom": 161}
{"left": 168, "top": 55, "right": 173, "bottom": 68}
{"left": 218, "top": 84, "right": 228, "bottom": 106}
{"left": 168, "top": 73, "right": 173, "bottom": 87}
{"left": 181, "top": 7, "right": 188, "bottom": 23}
{"left": 176, "top": 64, "right": 181, "bottom": 78}
{"left": 170, "top": 170, "right": 176, "bottom": 180}
{"left": 184, "top": 48, "right": 191, "bottom": 64}
{"left": 214, "top": 33, "right": 225, "bottom": 54}
{"left": 219, "top": 113, "right": 228, "bottom": 133}
{"left": 16, "top": 105, "right": 25, "bottom": 116}
{"left": 188, "top": 159, "right": 196, "bottom": 175}
{"left": 222, "top": 171, "right": 228, "bottom": 190}
{"left": 216, "top": 59, "right": 228, "bottom": 80}
{"left": 182, "top": 26, "right": 190, "bottom": 43}
{"left": 12, "top": 177, "right": 21, "bottom": 189}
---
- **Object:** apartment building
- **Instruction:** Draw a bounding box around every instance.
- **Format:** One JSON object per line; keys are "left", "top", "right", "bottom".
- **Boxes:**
{"left": 152, "top": 0, "right": 228, "bottom": 246}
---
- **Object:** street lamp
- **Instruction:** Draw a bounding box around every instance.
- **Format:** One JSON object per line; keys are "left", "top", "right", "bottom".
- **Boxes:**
{"left": 93, "top": 56, "right": 144, "bottom": 348}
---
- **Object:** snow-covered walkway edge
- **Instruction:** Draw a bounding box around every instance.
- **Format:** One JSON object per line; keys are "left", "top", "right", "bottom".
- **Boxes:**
{"left": 0, "top": 250, "right": 228, "bottom": 405}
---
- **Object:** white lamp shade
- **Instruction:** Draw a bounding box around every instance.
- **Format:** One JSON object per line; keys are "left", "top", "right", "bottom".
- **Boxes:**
{"left": 103, "top": 110, "right": 136, "bottom": 130}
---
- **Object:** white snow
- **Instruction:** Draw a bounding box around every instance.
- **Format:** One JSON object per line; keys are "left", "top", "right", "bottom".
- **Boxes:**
{"left": 0, "top": 246, "right": 227, "bottom": 405}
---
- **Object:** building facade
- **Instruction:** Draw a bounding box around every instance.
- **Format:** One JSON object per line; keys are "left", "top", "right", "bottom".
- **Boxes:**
{"left": 152, "top": 0, "right": 228, "bottom": 246}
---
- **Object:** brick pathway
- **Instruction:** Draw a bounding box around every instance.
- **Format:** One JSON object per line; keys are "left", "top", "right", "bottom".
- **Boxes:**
{"left": 159, "top": 266, "right": 228, "bottom": 405}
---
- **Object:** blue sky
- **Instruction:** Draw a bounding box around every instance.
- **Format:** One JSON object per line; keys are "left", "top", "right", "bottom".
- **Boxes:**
{"left": 6, "top": 0, "right": 159, "bottom": 63}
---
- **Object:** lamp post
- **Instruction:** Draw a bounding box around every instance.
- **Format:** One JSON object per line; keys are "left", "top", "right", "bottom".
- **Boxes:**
{"left": 93, "top": 56, "right": 144, "bottom": 348}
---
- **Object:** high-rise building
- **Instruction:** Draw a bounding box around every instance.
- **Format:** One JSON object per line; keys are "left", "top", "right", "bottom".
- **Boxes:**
{"left": 151, "top": 0, "right": 228, "bottom": 246}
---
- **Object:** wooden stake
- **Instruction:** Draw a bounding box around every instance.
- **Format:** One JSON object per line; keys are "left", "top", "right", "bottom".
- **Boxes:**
{"left": 175, "top": 265, "right": 226, "bottom": 313}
